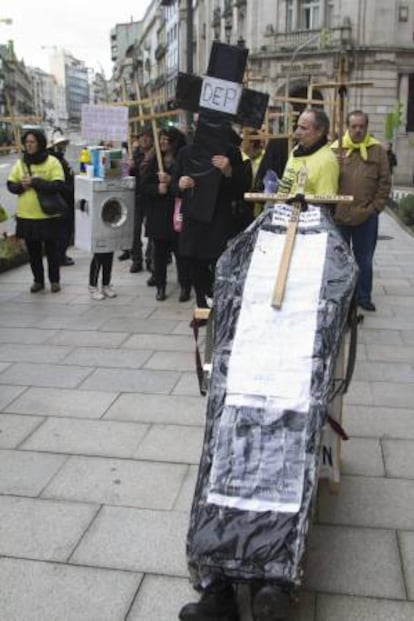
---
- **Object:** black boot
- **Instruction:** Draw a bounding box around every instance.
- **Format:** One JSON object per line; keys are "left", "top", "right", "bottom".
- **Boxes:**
{"left": 252, "top": 584, "right": 290, "bottom": 621}
{"left": 179, "top": 583, "right": 239, "bottom": 621}
{"left": 179, "top": 285, "right": 191, "bottom": 303}
{"left": 156, "top": 285, "right": 166, "bottom": 301}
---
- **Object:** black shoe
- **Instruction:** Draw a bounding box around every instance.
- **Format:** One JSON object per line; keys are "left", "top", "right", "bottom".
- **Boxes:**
{"left": 179, "top": 286, "right": 191, "bottom": 303}
{"left": 252, "top": 584, "right": 290, "bottom": 621}
{"left": 146, "top": 275, "right": 156, "bottom": 287}
{"left": 358, "top": 300, "right": 376, "bottom": 312}
{"left": 118, "top": 250, "right": 130, "bottom": 261}
{"left": 30, "top": 282, "right": 44, "bottom": 293}
{"left": 130, "top": 262, "right": 143, "bottom": 273}
{"left": 156, "top": 286, "right": 167, "bottom": 301}
{"left": 60, "top": 256, "right": 74, "bottom": 266}
{"left": 179, "top": 584, "right": 239, "bottom": 621}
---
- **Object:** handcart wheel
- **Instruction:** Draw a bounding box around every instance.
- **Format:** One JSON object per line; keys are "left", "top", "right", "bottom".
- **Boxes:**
{"left": 252, "top": 584, "right": 290, "bottom": 621}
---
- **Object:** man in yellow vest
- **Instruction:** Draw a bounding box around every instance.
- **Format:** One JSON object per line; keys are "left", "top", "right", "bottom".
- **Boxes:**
{"left": 331, "top": 110, "right": 391, "bottom": 311}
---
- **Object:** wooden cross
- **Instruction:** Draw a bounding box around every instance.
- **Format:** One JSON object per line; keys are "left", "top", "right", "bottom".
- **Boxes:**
{"left": 309, "top": 51, "right": 373, "bottom": 151}
{"left": 244, "top": 188, "right": 353, "bottom": 310}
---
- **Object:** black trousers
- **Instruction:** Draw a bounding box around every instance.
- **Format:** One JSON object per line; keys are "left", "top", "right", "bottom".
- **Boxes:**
{"left": 25, "top": 238, "right": 60, "bottom": 285}
{"left": 187, "top": 257, "right": 216, "bottom": 308}
{"left": 89, "top": 252, "right": 114, "bottom": 287}
{"left": 131, "top": 206, "right": 144, "bottom": 264}
{"left": 153, "top": 238, "right": 191, "bottom": 289}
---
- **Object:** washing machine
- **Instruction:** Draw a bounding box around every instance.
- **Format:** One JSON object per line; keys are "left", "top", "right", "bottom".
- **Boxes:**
{"left": 74, "top": 175, "right": 135, "bottom": 253}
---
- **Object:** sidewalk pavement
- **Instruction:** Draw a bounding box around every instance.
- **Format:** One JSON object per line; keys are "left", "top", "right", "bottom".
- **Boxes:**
{"left": 0, "top": 211, "right": 413, "bottom": 621}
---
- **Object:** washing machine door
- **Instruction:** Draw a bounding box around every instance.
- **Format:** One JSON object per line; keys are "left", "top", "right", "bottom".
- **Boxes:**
{"left": 101, "top": 197, "right": 128, "bottom": 228}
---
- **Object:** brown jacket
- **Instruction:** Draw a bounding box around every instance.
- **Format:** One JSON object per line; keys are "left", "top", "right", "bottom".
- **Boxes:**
{"left": 333, "top": 144, "right": 391, "bottom": 226}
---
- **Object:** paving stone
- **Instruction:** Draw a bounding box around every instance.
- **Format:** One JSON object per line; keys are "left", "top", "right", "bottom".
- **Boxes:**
{"left": 8, "top": 387, "right": 117, "bottom": 419}
{"left": 172, "top": 372, "right": 202, "bottom": 396}
{"left": 0, "top": 557, "right": 141, "bottom": 621}
{"left": 0, "top": 495, "right": 98, "bottom": 561}
{"left": 0, "top": 327, "right": 57, "bottom": 345}
{"left": 319, "top": 476, "right": 414, "bottom": 529}
{"left": 354, "top": 360, "right": 414, "bottom": 382}
{"left": 100, "top": 317, "right": 179, "bottom": 334}
{"left": 0, "top": 385, "right": 26, "bottom": 410}
{"left": 144, "top": 351, "right": 195, "bottom": 371}
{"left": 366, "top": 344, "right": 414, "bottom": 362}
{"left": 80, "top": 367, "right": 180, "bottom": 393}
{"left": 172, "top": 320, "right": 195, "bottom": 336}
{"left": 341, "top": 437, "right": 385, "bottom": 476}
{"left": 46, "top": 330, "right": 127, "bottom": 347}
{"left": 123, "top": 333, "right": 195, "bottom": 352}
{"left": 0, "top": 362, "right": 94, "bottom": 388}
{"left": 62, "top": 346, "right": 152, "bottom": 368}
{"left": 135, "top": 424, "right": 204, "bottom": 464}
{"left": 103, "top": 393, "right": 205, "bottom": 426}
{"left": 42, "top": 455, "right": 188, "bottom": 510}
{"left": 150, "top": 306, "right": 195, "bottom": 321}
{"left": 399, "top": 530, "right": 414, "bottom": 599}
{"left": 372, "top": 381, "right": 414, "bottom": 408}
{"left": 0, "top": 449, "right": 67, "bottom": 495}
{"left": 0, "top": 343, "right": 71, "bottom": 364}
{"left": 126, "top": 574, "right": 194, "bottom": 621}
{"left": 36, "top": 315, "right": 110, "bottom": 330}
{"left": 21, "top": 417, "right": 149, "bottom": 458}
{"left": 71, "top": 506, "right": 188, "bottom": 575}
{"left": 304, "top": 525, "right": 405, "bottom": 599}
{"left": 382, "top": 439, "right": 414, "bottom": 478}
{"left": 0, "top": 413, "right": 44, "bottom": 448}
{"left": 173, "top": 465, "right": 198, "bottom": 512}
{"left": 316, "top": 593, "right": 414, "bottom": 621}
{"left": 344, "top": 405, "right": 414, "bottom": 439}
{"left": 358, "top": 329, "right": 404, "bottom": 346}
{"left": 343, "top": 381, "right": 374, "bottom": 405}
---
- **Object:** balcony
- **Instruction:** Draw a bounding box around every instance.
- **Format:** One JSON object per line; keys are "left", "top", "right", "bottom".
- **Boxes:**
{"left": 271, "top": 27, "right": 352, "bottom": 52}
{"left": 155, "top": 43, "right": 168, "bottom": 61}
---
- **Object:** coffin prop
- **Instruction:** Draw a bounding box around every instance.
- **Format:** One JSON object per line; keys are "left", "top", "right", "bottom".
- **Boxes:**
{"left": 185, "top": 202, "right": 358, "bottom": 592}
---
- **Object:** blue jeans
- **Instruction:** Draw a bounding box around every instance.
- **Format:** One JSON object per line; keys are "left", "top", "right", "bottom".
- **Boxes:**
{"left": 338, "top": 212, "right": 378, "bottom": 303}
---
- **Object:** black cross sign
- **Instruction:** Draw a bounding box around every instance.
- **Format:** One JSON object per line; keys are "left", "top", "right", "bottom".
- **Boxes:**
{"left": 174, "top": 42, "right": 269, "bottom": 223}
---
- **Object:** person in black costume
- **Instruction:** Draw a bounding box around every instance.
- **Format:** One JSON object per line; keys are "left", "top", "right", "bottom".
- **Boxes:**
{"left": 48, "top": 129, "right": 75, "bottom": 266}
{"left": 174, "top": 129, "right": 250, "bottom": 308}
{"left": 141, "top": 127, "right": 191, "bottom": 302}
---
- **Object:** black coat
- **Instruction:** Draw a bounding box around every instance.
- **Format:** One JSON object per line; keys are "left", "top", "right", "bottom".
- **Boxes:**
{"left": 141, "top": 155, "right": 176, "bottom": 241}
{"left": 173, "top": 145, "right": 249, "bottom": 259}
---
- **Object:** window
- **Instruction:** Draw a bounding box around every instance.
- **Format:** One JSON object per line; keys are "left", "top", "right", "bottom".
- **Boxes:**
{"left": 301, "top": 0, "right": 320, "bottom": 29}
{"left": 286, "top": 0, "right": 294, "bottom": 31}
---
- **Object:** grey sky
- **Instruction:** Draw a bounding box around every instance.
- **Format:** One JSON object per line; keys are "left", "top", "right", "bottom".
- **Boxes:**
{"left": 2, "top": 0, "right": 151, "bottom": 76}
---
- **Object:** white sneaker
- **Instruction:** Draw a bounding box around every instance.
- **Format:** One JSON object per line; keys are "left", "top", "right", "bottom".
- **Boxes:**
{"left": 102, "top": 284, "right": 117, "bottom": 298}
{"left": 89, "top": 286, "right": 105, "bottom": 301}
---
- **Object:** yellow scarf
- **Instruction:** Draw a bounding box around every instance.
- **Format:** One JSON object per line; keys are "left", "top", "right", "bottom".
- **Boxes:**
{"left": 341, "top": 131, "right": 380, "bottom": 161}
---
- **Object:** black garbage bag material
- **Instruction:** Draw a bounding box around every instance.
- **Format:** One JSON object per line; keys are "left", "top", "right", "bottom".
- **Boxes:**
{"left": 185, "top": 204, "right": 358, "bottom": 590}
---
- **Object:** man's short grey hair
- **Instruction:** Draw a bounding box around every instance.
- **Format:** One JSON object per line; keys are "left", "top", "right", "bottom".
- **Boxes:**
{"left": 346, "top": 110, "right": 369, "bottom": 126}
{"left": 306, "top": 108, "right": 330, "bottom": 136}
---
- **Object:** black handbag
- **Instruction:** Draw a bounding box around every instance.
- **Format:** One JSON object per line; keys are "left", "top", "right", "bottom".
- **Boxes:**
{"left": 35, "top": 188, "right": 68, "bottom": 216}
{"left": 26, "top": 162, "right": 68, "bottom": 217}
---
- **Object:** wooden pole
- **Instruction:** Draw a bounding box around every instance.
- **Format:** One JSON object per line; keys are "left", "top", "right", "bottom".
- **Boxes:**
{"left": 271, "top": 163, "right": 308, "bottom": 309}
{"left": 149, "top": 99, "right": 164, "bottom": 174}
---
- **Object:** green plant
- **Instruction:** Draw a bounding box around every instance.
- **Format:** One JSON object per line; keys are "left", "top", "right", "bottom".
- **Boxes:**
{"left": 395, "top": 194, "right": 414, "bottom": 228}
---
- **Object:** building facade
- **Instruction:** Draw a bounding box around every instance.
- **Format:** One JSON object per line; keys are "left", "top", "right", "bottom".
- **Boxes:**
{"left": 116, "top": 0, "right": 413, "bottom": 184}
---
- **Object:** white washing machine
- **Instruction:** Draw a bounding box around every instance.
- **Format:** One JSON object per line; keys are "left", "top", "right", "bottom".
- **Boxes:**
{"left": 74, "top": 175, "right": 135, "bottom": 253}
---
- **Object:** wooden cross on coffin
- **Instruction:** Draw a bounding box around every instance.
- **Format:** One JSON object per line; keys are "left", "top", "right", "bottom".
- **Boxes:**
{"left": 174, "top": 41, "right": 269, "bottom": 223}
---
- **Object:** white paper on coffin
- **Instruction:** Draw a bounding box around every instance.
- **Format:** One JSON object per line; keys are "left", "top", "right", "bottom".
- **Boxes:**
{"left": 208, "top": 229, "right": 328, "bottom": 513}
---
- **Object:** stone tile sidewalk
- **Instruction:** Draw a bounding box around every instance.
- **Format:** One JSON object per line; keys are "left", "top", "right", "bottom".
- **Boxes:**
{"left": 0, "top": 211, "right": 413, "bottom": 620}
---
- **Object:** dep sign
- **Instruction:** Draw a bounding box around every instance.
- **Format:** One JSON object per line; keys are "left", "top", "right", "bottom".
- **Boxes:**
{"left": 200, "top": 76, "right": 242, "bottom": 115}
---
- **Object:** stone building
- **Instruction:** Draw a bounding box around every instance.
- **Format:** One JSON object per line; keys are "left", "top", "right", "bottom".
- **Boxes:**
{"left": 116, "top": 0, "right": 414, "bottom": 183}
